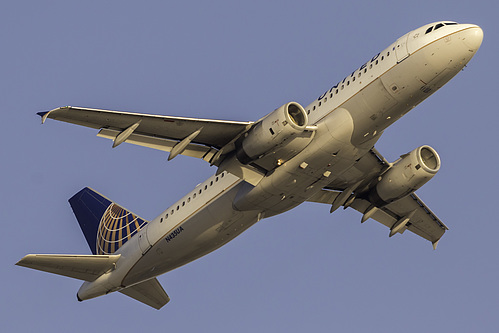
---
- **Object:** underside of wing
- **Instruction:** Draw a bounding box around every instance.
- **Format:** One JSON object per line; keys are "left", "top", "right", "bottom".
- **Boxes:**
{"left": 349, "top": 193, "right": 448, "bottom": 245}
{"left": 38, "top": 106, "right": 252, "bottom": 163}
{"left": 307, "top": 147, "right": 448, "bottom": 248}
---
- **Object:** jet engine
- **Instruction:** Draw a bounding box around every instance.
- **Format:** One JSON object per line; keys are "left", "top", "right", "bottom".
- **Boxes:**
{"left": 368, "top": 145, "right": 441, "bottom": 206}
{"left": 235, "top": 102, "right": 308, "bottom": 164}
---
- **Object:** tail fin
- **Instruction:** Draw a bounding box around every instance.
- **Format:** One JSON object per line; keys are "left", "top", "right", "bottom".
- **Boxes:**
{"left": 69, "top": 187, "right": 148, "bottom": 255}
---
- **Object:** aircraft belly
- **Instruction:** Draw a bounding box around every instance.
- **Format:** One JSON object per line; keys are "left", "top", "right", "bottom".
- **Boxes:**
{"left": 122, "top": 183, "right": 260, "bottom": 285}
{"left": 126, "top": 108, "right": 370, "bottom": 286}
{"left": 234, "top": 108, "right": 370, "bottom": 215}
{"left": 347, "top": 40, "right": 464, "bottom": 146}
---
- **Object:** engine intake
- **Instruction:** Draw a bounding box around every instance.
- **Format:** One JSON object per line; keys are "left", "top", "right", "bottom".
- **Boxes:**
{"left": 236, "top": 102, "right": 308, "bottom": 164}
{"left": 368, "top": 145, "right": 441, "bottom": 206}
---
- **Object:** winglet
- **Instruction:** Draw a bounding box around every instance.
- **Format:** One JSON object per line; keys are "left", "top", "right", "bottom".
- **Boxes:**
{"left": 37, "top": 111, "right": 51, "bottom": 124}
{"left": 432, "top": 239, "right": 440, "bottom": 250}
{"left": 37, "top": 106, "right": 72, "bottom": 124}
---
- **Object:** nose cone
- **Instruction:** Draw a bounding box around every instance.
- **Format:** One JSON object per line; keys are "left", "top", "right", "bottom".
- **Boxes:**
{"left": 462, "top": 25, "right": 483, "bottom": 51}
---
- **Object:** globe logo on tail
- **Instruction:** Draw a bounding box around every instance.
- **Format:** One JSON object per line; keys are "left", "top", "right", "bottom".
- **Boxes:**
{"left": 96, "top": 203, "right": 148, "bottom": 255}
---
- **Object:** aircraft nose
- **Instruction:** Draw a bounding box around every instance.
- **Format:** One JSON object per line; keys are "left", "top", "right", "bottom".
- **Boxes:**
{"left": 462, "top": 25, "right": 483, "bottom": 51}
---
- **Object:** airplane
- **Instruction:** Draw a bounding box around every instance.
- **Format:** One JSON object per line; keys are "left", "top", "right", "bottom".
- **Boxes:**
{"left": 17, "top": 21, "right": 483, "bottom": 309}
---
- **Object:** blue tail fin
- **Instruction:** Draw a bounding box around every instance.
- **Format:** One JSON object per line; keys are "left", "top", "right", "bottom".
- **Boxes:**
{"left": 69, "top": 187, "right": 148, "bottom": 255}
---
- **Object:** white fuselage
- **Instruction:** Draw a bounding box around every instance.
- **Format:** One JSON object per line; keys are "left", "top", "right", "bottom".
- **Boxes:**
{"left": 77, "top": 22, "right": 483, "bottom": 300}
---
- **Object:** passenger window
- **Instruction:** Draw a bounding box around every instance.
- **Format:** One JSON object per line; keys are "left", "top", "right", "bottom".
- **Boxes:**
{"left": 160, "top": 218, "right": 163, "bottom": 222}
{"left": 193, "top": 193, "right": 196, "bottom": 198}
{"left": 204, "top": 185, "right": 207, "bottom": 190}
{"left": 210, "top": 181, "right": 213, "bottom": 186}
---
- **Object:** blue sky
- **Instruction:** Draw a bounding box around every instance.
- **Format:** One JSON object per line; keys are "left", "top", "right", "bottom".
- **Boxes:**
{"left": 2, "top": 1, "right": 497, "bottom": 332}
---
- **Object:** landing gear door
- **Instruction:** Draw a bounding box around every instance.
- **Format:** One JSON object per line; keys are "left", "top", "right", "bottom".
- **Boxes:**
{"left": 395, "top": 33, "right": 409, "bottom": 63}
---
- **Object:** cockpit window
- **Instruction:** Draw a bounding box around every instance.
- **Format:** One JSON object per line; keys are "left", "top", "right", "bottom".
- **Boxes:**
{"left": 434, "top": 23, "right": 445, "bottom": 30}
{"left": 426, "top": 22, "right": 459, "bottom": 35}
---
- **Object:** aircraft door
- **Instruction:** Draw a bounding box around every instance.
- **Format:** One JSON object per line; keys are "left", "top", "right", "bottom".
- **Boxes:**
{"left": 138, "top": 226, "right": 152, "bottom": 254}
{"left": 395, "top": 33, "right": 409, "bottom": 63}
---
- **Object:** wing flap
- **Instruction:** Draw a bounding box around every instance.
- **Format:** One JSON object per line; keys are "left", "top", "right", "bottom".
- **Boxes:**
{"left": 120, "top": 278, "right": 170, "bottom": 310}
{"left": 97, "top": 128, "right": 217, "bottom": 161}
{"left": 16, "top": 254, "right": 121, "bottom": 282}
{"left": 306, "top": 189, "right": 340, "bottom": 205}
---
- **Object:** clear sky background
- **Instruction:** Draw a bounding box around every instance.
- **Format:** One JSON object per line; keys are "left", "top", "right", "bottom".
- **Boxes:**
{"left": 2, "top": 1, "right": 497, "bottom": 332}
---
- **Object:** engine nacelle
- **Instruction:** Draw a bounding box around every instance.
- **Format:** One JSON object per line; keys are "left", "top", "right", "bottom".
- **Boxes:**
{"left": 236, "top": 102, "right": 308, "bottom": 164}
{"left": 368, "top": 145, "right": 441, "bottom": 206}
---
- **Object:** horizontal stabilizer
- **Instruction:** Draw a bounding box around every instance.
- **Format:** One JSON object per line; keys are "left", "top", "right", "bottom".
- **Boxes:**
{"left": 120, "top": 278, "right": 170, "bottom": 310}
{"left": 16, "top": 254, "right": 121, "bottom": 282}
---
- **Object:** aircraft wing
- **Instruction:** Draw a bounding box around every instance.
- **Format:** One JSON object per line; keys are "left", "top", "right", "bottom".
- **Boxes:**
{"left": 307, "top": 148, "right": 448, "bottom": 248}
{"left": 38, "top": 106, "right": 253, "bottom": 164}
